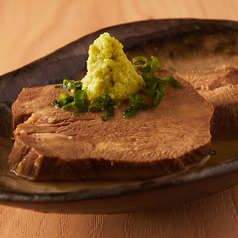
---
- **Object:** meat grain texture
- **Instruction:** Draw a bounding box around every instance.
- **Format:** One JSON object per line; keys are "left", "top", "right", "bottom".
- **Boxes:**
{"left": 8, "top": 70, "right": 214, "bottom": 181}
{"left": 176, "top": 65, "right": 238, "bottom": 140}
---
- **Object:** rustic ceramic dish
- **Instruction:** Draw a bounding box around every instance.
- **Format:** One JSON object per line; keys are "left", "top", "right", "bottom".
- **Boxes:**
{"left": 1, "top": 19, "right": 238, "bottom": 214}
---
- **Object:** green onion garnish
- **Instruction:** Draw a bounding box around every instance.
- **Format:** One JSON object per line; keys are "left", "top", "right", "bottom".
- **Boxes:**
{"left": 52, "top": 99, "right": 63, "bottom": 108}
{"left": 62, "top": 101, "right": 75, "bottom": 110}
{"left": 88, "top": 97, "right": 106, "bottom": 112}
{"left": 63, "top": 79, "right": 76, "bottom": 92}
{"left": 122, "top": 93, "right": 148, "bottom": 117}
{"left": 75, "top": 81, "right": 83, "bottom": 90}
{"left": 152, "top": 90, "right": 163, "bottom": 107}
{"left": 149, "top": 56, "right": 162, "bottom": 76}
{"left": 55, "top": 80, "right": 83, "bottom": 92}
{"left": 100, "top": 95, "right": 115, "bottom": 121}
{"left": 105, "top": 94, "right": 114, "bottom": 117}
{"left": 74, "top": 90, "right": 87, "bottom": 108}
{"left": 72, "top": 107, "right": 88, "bottom": 116}
{"left": 101, "top": 114, "right": 109, "bottom": 121}
{"left": 129, "top": 93, "right": 148, "bottom": 110}
{"left": 157, "top": 83, "right": 166, "bottom": 97}
{"left": 122, "top": 105, "right": 139, "bottom": 118}
{"left": 132, "top": 56, "right": 182, "bottom": 109}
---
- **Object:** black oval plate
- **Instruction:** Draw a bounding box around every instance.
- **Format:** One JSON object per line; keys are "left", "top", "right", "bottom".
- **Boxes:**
{"left": 1, "top": 19, "right": 238, "bottom": 214}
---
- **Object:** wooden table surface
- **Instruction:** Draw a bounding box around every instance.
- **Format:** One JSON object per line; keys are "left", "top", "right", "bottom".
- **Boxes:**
{"left": 1, "top": 0, "right": 238, "bottom": 237}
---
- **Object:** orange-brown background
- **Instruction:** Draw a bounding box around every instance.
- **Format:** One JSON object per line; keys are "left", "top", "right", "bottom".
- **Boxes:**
{"left": 1, "top": 0, "right": 238, "bottom": 237}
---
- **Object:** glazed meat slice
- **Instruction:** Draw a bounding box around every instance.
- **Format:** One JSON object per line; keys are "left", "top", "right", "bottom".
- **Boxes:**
{"left": 176, "top": 65, "right": 238, "bottom": 140}
{"left": 8, "top": 70, "right": 213, "bottom": 181}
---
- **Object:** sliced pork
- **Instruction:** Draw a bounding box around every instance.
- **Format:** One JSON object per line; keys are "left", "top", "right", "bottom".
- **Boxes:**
{"left": 176, "top": 65, "right": 238, "bottom": 139}
{"left": 8, "top": 70, "right": 213, "bottom": 181}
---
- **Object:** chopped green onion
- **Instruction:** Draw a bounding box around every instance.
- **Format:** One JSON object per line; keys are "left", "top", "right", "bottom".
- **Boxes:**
{"left": 88, "top": 102, "right": 104, "bottom": 112}
{"left": 122, "top": 105, "right": 139, "bottom": 118}
{"left": 129, "top": 93, "right": 148, "bottom": 110}
{"left": 55, "top": 80, "right": 83, "bottom": 92}
{"left": 132, "top": 56, "right": 182, "bottom": 109}
{"left": 169, "top": 77, "right": 182, "bottom": 88}
{"left": 105, "top": 94, "right": 114, "bottom": 117}
{"left": 160, "top": 75, "right": 174, "bottom": 83}
{"left": 75, "top": 81, "right": 83, "bottom": 90}
{"left": 132, "top": 57, "right": 148, "bottom": 71}
{"left": 157, "top": 83, "right": 166, "bottom": 97}
{"left": 54, "top": 85, "right": 63, "bottom": 89}
{"left": 62, "top": 101, "right": 75, "bottom": 110}
{"left": 152, "top": 90, "right": 163, "bottom": 107}
{"left": 147, "top": 76, "right": 159, "bottom": 91}
{"left": 88, "top": 97, "right": 105, "bottom": 112}
{"left": 132, "top": 57, "right": 151, "bottom": 83}
{"left": 72, "top": 107, "right": 88, "bottom": 116}
{"left": 101, "top": 114, "right": 109, "bottom": 121}
{"left": 149, "top": 56, "right": 162, "bottom": 76}
{"left": 74, "top": 90, "right": 87, "bottom": 108}
{"left": 60, "top": 93, "right": 70, "bottom": 100}
{"left": 100, "top": 95, "right": 114, "bottom": 121}
{"left": 156, "top": 75, "right": 181, "bottom": 88}
{"left": 105, "top": 94, "right": 113, "bottom": 106}
{"left": 143, "top": 87, "right": 155, "bottom": 97}
{"left": 63, "top": 79, "right": 76, "bottom": 92}
{"left": 59, "top": 94, "right": 74, "bottom": 105}
{"left": 107, "top": 106, "right": 114, "bottom": 117}
{"left": 52, "top": 99, "right": 63, "bottom": 108}
{"left": 96, "top": 97, "right": 106, "bottom": 105}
